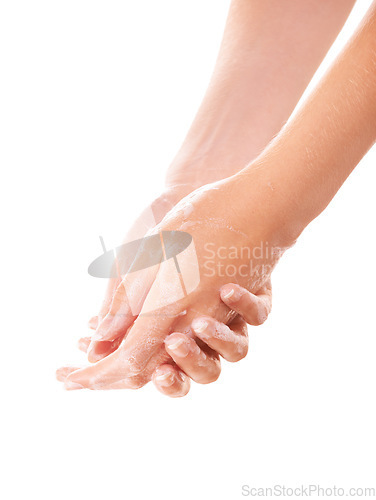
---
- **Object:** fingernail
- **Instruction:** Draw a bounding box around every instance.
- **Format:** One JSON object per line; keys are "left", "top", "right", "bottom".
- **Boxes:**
{"left": 155, "top": 370, "right": 175, "bottom": 387}
{"left": 91, "top": 316, "right": 112, "bottom": 341}
{"left": 88, "top": 316, "right": 98, "bottom": 329}
{"left": 87, "top": 342, "right": 94, "bottom": 356}
{"left": 125, "top": 358, "right": 143, "bottom": 375}
{"left": 192, "top": 319, "right": 208, "bottom": 334}
{"left": 77, "top": 337, "right": 88, "bottom": 352}
{"left": 91, "top": 332, "right": 105, "bottom": 342}
{"left": 165, "top": 336, "right": 189, "bottom": 357}
{"left": 87, "top": 343, "right": 103, "bottom": 363}
{"left": 64, "top": 380, "right": 84, "bottom": 390}
{"left": 221, "top": 288, "right": 234, "bottom": 300}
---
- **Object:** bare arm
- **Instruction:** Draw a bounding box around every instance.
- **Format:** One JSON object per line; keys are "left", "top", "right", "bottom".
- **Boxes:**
{"left": 167, "top": 0, "right": 356, "bottom": 188}
{"left": 238, "top": 0, "right": 376, "bottom": 246}
{"left": 87, "top": 0, "right": 357, "bottom": 363}
{"left": 60, "top": 1, "right": 376, "bottom": 392}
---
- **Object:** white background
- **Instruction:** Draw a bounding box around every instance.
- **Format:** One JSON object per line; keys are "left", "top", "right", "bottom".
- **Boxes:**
{"left": 1, "top": 1, "right": 375, "bottom": 499}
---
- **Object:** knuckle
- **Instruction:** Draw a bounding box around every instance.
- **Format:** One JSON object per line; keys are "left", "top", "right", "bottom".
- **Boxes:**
{"left": 194, "top": 363, "right": 221, "bottom": 384}
{"left": 255, "top": 305, "right": 269, "bottom": 325}
{"left": 127, "top": 375, "right": 147, "bottom": 389}
{"left": 237, "top": 294, "right": 256, "bottom": 314}
{"left": 252, "top": 315, "right": 264, "bottom": 326}
{"left": 227, "top": 344, "right": 248, "bottom": 362}
{"left": 168, "top": 383, "right": 190, "bottom": 398}
{"left": 193, "top": 316, "right": 216, "bottom": 338}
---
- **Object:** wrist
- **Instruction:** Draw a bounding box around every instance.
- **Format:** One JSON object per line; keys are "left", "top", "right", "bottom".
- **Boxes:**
{"left": 164, "top": 112, "right": 269, "bottom": 191}
{"left": 232, "top": 161, "right": 306, "bottom": 251}
{"left": 165, "top": 151, "right": 247, "bottom": 193}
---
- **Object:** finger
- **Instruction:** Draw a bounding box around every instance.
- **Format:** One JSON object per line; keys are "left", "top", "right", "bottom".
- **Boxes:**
{"left": 87, "top": 316, "right": 127, "bottom": 362}
{"left": 69, "top": 370, "right": 149, "bottom": 390}
{"left": 86, "top": 277, "right": 126, "bottom": 362}
{"left": 87, "top": 336, "right": 124, "bottom": 362}
{"left": 90, "top": 260, "right": 160, "bottom": 343}
{"left": 87, "top": 279, "right": 139, "bottom": 362}
{"left": 91, "top": 285, "right": 135, "bottom": 343}
{"left": 164, "top": 333, "right": 221, "bottom": 384}
{"left": 92, "top": 201, "right": 162, "bottom": 334}
{"left": 88, "top": 232, "right": 167, "bottom": 360}
{"left": 68, "top": 255, "right": 196, "bottom": 389}
{"left": 152, "top": 364, "right": 190, "bottom": 398}
{"left": 98, "top": 277, "right": 122, "bottom": 322}
{"left": 61, "top": 368, "right": 137, "bottom": 390}
{"left": 63, "top": 358, "right": 150, "bottom": 391}
{"left": 78, "top": 335, "right": 123, "bottom": 361}
{"left": 220, "top": 281, "right": 272, "bottom": 326}
{"left": 63, "top": 354, "right": 126, "bottom": 390}
{"left": 78, "top": 336, "right": 91, "bottom": 353}
{"left": 65, "top": 310, "right": 176, "bottom": 390}
{"left": 191, "top": 315, "right": 248, "bottom": 362}
{"left": 56, "top": 366, "right": 80, "bottom": 383}
{"left": 88, "top": 316, "right": 99, "bottom": 330}
{"left": 64, "top": 338, "right": 150, "bottom": 389}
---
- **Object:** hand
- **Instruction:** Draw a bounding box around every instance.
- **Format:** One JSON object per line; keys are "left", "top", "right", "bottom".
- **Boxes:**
{"left": 86, "top": 184, "right": 192, "bottom": 363}
{"left": 58, "top": 172, "right": 286, "bottom": 390}
{"left": 67, "top": 281, "right": 272, "bottom": 397}
{"left": 152, "top": 280, "right": 272, "bottom": 398}
{"left": 86, "top": 166, "right": 256, "bottom": 363}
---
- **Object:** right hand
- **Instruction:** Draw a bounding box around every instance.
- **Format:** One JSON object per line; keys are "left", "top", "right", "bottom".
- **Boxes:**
{"left": 152, "top": 280, "right": 272, "bottom": 398}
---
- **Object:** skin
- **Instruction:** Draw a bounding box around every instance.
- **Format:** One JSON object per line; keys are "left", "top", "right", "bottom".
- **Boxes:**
{"left": 67, "top": 283, "right": 271, "bottom": 397}
{"left": 167, "top": 0, "right": 357, "bottom": 188}
{"left": 57, "top": 0, "right": 376, "bottom": 392}
{"left": 60, "top": 179, "right": 281, "bottom": 390}
{"left": 71, "top": 0, "right": 356, "bottom": 396}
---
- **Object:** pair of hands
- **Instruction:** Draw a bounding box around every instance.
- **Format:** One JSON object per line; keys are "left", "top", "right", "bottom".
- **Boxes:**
{"left": 66, "top": 280, "right": 271, "bottom": 397}
{"left": 57, "top": 173, "right": 278, "bottom": 396}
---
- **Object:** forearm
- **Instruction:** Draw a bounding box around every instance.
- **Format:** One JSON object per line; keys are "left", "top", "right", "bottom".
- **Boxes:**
{"left": 240, "top": 1, "right": 376, "bottom": 247}
{"left": 167, "top": 0, "right": 356, "bottom": 188}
